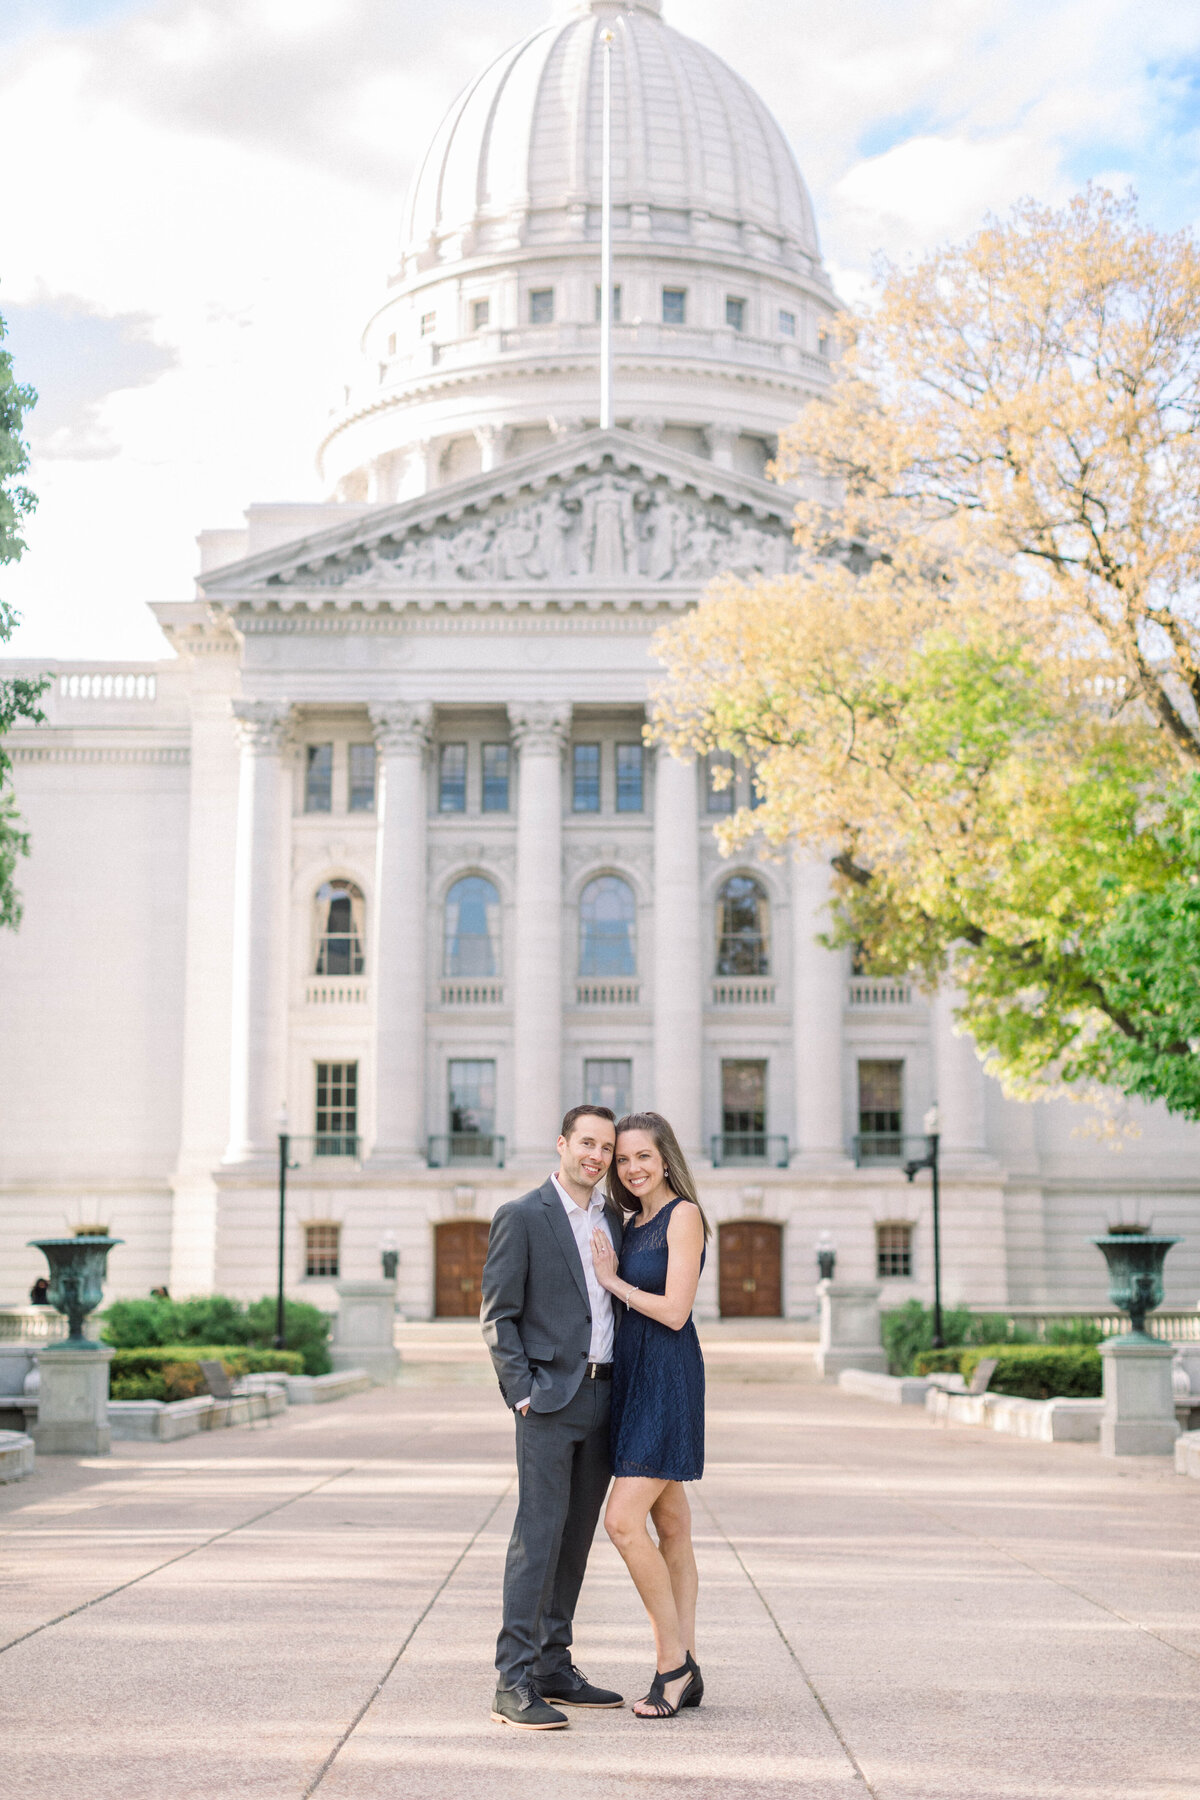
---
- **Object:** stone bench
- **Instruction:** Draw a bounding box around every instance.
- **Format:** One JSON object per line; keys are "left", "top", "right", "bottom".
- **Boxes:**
{"left": 0, "top": 1429, "right": 35, "bottom": 1482}
{"left": 109, "top": 1385, "right": 288, "bottom": 1442}
{"left": 925, "top": 1387, "right": 1104, "bottom": 1441}
{"left": 838, "top": 1369, "right": 930, "bottom": 1406}
{"left": 283, "top": 1370, "right": 371, "bottom": 1405}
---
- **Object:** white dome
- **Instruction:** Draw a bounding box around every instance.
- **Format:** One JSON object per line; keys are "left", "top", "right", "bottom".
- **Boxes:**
{"left": 402, "top": 0, "right": 818, "bottom": 272}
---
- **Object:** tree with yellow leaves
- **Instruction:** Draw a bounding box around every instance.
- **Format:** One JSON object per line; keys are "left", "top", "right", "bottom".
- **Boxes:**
{"left": 651, "top": 189, "right": 1200, "bottom": 1118}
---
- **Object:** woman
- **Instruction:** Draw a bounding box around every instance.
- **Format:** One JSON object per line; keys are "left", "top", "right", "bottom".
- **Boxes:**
{"left": 590, "top": 1110, "right": 709, "bottom": 1719}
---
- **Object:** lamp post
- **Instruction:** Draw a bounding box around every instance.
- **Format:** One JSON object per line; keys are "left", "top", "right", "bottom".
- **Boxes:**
{"left": 275, "top": 1103, "right": 296, "bottom": 1352}
{"left": 815, "top": 1231, "right": 837, "bottom": 1283}
{"left": 904, "top": 1102, "right": 943, "bottom": 1348}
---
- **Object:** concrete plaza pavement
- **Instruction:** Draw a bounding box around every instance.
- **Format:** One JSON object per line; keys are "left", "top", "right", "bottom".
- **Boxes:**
{"left": 2, "top": 1369, "right": 1199, "bottom": 1799}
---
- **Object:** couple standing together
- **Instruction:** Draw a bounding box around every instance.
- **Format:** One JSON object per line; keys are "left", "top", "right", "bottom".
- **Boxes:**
{"left": 480, "top": 1105, "right": 709, "bottom": 1729}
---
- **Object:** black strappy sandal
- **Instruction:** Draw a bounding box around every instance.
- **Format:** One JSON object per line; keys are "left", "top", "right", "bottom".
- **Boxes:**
{"left": 681, "top": 1650, "right": 703, "bottom": 1708}
{"left": 634, "top": 1660, "right": 700, "bottom": 1719}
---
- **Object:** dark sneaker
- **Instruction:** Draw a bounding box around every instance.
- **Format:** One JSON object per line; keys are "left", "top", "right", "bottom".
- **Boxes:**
{"left": 491, "top": 1684, "right": 569, "bottom": 1730}
{"left": 535, "top": 1663, "right": 624, "bottom": 1708}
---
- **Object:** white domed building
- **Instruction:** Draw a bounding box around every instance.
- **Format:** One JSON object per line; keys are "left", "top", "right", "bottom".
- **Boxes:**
{"left": 3, "top": 0, "right": 1198, "bottom": 1328}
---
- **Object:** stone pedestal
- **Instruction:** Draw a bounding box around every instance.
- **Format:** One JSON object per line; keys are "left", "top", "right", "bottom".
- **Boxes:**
{"left": 1101, "top": 1337, "right": 1180, "bottom": 1457}
{"left": 331, "top": 1280, "right": 398, "bottom": 1385}
{"left": 816, "top": 1280, "right": 887, "bottom": 1378}
{"left": 32, "top": 1345, "right": 114, "bottom": 1455}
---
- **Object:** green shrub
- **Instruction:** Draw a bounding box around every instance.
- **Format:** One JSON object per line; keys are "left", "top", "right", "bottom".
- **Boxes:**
{"left": 913, "top": 1347, "right": 969, "bottom": 1377}
{"left": 960, "top": 1344, "right": 1102, "bottom": 1399}
{"left": 881, "top": 1300, "right": 1034, "bottom": 1375}
{"left": 102, "top": 1296, "right": 332, "bottom": 1375}
{"left": 108, "top": 1344, "right": 304, "bottom": 1403}
{"left": 1044, "top": 1318, "right": 1106, "bottom": 1346}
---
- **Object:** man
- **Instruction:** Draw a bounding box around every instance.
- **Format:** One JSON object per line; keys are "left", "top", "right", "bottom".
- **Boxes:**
{"left": 480, "top": 1105, "right": 626, "bottom": 1730}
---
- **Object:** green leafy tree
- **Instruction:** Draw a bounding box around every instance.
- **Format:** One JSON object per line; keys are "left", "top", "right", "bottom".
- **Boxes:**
{"left": 0, "top": 304, "right": 46, "bottom": 928}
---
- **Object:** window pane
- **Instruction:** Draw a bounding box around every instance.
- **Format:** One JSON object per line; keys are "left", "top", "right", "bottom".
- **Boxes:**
{"left": 585, "top": 1058, "right": 631, "bottom": 1119}
{"left": 530, "top": 288, "right": 554, "bottom": 324}
{"left": 305, "top": 744, "right": 333, "bottom": 813}
{"left": 482, "top": 742, "right": 510, "bottom": 812}
{"left": 472, "top": 298, "right": 490, "bottom": 330}
{"left": 444, "top": 875, "right": 500, "bottom": 977}
{"left": 449, "top": 1059, "right": 496, "bottom": 1138}
{"left": 305, "top": 1223, "right": 341, "bottom": 1279}
{"left": 778, "top": 309, "right": 796, "bottom": 336}
{"left": 573, "top": 743, "right": 601, "bottom": 812}
{"left": 439, "top": 743, "right": 467, "bottom": 812}
{"left": 876, "top": 1223, "right": 913, "bottom": 1279}
{"left": 315, "top": 880, "right": 365, "bottom": 975}
{"left": 706, "top": 752, "right": 734, "bottom": 814}
{"left": 726, "top": 296, "right": 745, "bottom": 330}
{"left": 315, "top": 1061, "right": 358, "bottom": 1155}
{"left": 858, "top": 1060, "right": 903, "bottom": 1134}
{"left": 722, "top": 1060, "right": 766, "bottom": 1134}
{"left": 594, "top": 284, "right": 622, "bottom": 322}
{"left": 348, "top": 743, "right": 376, "bottom": 812}
{"left": 579, "top": 875, "right": 636, "bottom": 976}
{"left": 421, "top": 310, "right": 436, "bottom": 336}
{"left": 615, "top": 743, "right": 644, "bottom": 812}
{"left": 662, "top": 288, "right": 686, "bottom": 325}
{"left": 716, "top": 875, "right": 768, "bottom": 975}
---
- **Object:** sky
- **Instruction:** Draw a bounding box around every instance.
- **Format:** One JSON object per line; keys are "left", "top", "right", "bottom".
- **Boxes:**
{"left": 3, "top": 0, "right": 1200, "bottom": 661}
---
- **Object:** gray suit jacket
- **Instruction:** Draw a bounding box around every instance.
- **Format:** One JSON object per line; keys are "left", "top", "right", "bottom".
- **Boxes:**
{"left": 480, "top": 1177, "right": 625, "bottom": 1413}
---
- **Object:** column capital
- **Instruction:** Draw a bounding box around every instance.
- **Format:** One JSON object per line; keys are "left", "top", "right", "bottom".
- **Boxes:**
{"left": 231, "top": 699, "right": 291, "bottom": 754}
{"left": 508, "top": 701, "right": 571, "bottom": 754}
{"left": 369, "top": 701, "right": 433, "bottom": 756}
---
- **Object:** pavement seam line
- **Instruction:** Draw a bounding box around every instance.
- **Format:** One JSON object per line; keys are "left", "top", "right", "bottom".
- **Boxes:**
{"left": 698, "top": 1486, "right": 878, "bottom": 1798}
{"left": 0, "top": 1463, "right": 358, "bottom": 1657}
{"left": 301, "top": 1474, "right": 516, "bottom": 1798}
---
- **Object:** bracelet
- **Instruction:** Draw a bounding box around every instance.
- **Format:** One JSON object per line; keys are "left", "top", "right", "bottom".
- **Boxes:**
{"left": 625, "top": 1284, "right": 639, "bottom": 1305}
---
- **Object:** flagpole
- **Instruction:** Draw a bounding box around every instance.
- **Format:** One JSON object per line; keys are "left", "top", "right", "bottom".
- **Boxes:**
{"left": 599, "top": 26, "right": 614, "bottom": 430}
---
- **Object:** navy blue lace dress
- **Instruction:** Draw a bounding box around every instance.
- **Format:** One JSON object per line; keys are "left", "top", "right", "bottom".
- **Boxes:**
{"left": 611, "top": 1196, "right": 706, "bottom": 1482}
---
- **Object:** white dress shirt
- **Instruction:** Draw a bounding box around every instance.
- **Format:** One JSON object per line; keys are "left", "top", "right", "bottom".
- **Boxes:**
{"left": 513, "top": 1175, "right": 616, "bottom": 1411}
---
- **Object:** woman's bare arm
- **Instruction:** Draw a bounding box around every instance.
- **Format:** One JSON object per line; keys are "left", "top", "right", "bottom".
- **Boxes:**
{"left": 591, "top": 1201, "right": 704, "bottom": 1332}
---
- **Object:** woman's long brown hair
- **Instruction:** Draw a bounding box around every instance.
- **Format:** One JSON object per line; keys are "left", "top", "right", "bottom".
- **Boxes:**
{"left": 606, "top": 1111, "right": 712, "bottom": 1242}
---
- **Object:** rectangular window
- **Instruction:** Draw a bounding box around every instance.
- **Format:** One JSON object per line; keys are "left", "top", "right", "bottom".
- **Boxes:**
{"left": 449, "top": 1058, "right": 496, "bottom": 1154}
{"left": 722, "top": 1059, "right": 767, "bottom": 1157}
{"left": 662, "top": 287, "right": 687, "bottom": 326}
{"left": 420, "top": 310, "right": 436, "bottom": 336}
{"left": 818, "top": 328, "right": 831, "bottom": 359}
{"left": 315, "top": 1061, "right": 357, "bottom": 1157}
{"left": 876, "top": 1222, "right": 913, "bottom": 1280}
{"left": 585, "top": 1057, "right": 632, "bottom": 1120}
{"left": 858, "top": 1059, "right": 903, "bottom": 1157}
{"left": 594, "top": 284, "right": 623, "bottom": 322}
{"left": 305, "top": 744, "right": 333, "bottom": 813}
{"left": 439, "top": 743, "right": 467, "bottom": 812}
{"left": 481, "top": 742, "right": 510, "bottom": 812}
{"left": 705, "top": 751, "right": 734, "bottom": 814}
{"left": 778, "top": 309, "right": 796, "bottom": 337}
{"left": 530, "top": 288, "right": 555, "bottom": 325}
{"left": 725, "top": 295, "right": 746, "bottom": 331}
{"left": 615, "top": 742, "right": 644, "bottom": 812}
{"left": 472, "top": 297, "right": 490, "bottom": 330}
{"left": 348, "top": 742, "right": 376, "bottom": 812}
{"left": 573, "top": 743, "right": 601, "bottom": 812}
{"left": 304, "top": 1222, "right": 341, "bottom": 1279}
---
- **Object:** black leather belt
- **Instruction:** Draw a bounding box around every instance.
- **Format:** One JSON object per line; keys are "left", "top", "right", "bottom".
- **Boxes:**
{"left": 585, "top": 1361, "right": 613, "bottom": 1380}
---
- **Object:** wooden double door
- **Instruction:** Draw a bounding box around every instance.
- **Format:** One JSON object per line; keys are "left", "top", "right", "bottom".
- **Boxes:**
{"left": 718, "top": 1220, "right": 783, "bottom": 1317}
{"left": 434, "top": 1220, "right": 491, "bottom": 1317}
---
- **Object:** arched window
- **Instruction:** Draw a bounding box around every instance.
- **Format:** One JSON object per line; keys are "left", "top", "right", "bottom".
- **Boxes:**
{"left": 716, "top": 875, "right": 769, "bottom": 976}
{"left": 445, "top": 876, "right": 501, "bottom": 977}
{"left": 315, "top": 881, "right": 365, "bottom": 975}
{"left": 579, "top": 875, "right": 636, "bottom": 977}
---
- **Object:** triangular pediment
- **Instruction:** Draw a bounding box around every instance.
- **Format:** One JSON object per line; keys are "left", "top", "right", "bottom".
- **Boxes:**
{"left": 200, "top": 428, "right": 799, "bottom": 615}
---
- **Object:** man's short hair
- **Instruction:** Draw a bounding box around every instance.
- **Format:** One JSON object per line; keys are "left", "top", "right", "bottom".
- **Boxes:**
{"left": 560, "top": 1103, "right": 616, "bottom": 1140}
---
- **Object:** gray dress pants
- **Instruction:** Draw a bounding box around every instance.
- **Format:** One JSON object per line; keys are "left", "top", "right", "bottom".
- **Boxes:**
{"left": 495, "top": 1376, "right": 612, "bottom": 1689}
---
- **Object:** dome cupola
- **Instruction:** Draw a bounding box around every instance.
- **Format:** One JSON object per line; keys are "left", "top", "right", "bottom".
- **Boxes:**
{"left": 319, "top": 0, "right": 836, "bottom": 504}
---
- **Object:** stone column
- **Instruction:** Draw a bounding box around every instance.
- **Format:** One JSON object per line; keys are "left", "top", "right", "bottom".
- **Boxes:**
{"left": 369, "top": 703, "right": 433, "bottom": 1164}
{"left": 932, "top": 982, "right": 988, "bottom": 1156}
{"left": 509, "top": 702, "right": 570, "bottom": 1159}
{"left": 791, "top": 855, "right": 846, "bottom": 1161}
{"left": 474, "top": 425, "right": 511, "bottom": 473}
{"left": 225, "top": 700, "right": 291, "bottom": 1163}
{"left": 653, "top": 751, "right": 703, "bottom": 1157}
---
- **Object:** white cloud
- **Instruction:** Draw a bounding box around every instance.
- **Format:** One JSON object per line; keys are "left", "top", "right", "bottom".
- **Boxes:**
{"left": 2, "top": 0, "right": 1199, "bottom": 658}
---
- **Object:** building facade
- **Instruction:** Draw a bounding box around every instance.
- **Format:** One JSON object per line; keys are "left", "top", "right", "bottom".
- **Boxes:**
{"left": 3, "top": 0, "right": 1198, "bottom": 1320}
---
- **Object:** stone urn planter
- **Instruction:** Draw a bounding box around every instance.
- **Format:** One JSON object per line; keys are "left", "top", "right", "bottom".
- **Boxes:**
{"left": 28, "top": 1235, "right": 124, "bottom": 1346}
{"left": 1091, "top": 1224, "right": 1179, "bottom": 1340}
